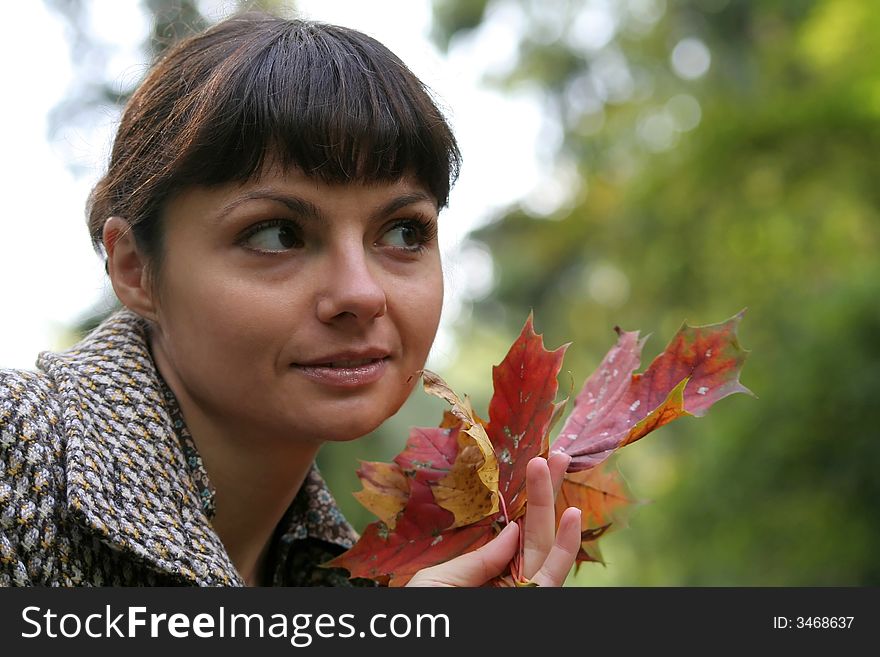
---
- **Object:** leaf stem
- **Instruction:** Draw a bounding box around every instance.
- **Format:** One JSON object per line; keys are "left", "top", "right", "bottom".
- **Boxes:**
{"left": 515, "top": 516, "right": 526, "bottom": 583}
{"left": 498, "top": 491, "right": 510, "bottom": 525}
{"left": 495, "top": 492, "right": 528, "bottom": 583}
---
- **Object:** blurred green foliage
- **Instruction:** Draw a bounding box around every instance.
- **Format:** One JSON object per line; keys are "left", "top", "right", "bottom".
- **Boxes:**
{"left": 428, "top": 0, "right": 880, "bottom": 585}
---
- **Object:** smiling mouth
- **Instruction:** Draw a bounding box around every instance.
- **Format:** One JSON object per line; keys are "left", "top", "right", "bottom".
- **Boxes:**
{"left": 292, "top": 357, "right": 390, "bottom": 388}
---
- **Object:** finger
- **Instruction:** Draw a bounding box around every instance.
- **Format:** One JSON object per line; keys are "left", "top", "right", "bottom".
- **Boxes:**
{"left": 406, "top": 521, "right": 519, "bottom": 587}
{"left": 548, "top": 450, "right": 572, "bottom": 498}
{"left": 522, "top": 456, "right": 556, "bottom": 579}
{"left": 530, "top": 507, "right": 582, "bottom": 587}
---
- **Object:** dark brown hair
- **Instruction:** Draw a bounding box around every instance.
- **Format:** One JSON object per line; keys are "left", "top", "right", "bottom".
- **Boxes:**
{"left": 87, "top": 11, "right": 461, "bottom": 264}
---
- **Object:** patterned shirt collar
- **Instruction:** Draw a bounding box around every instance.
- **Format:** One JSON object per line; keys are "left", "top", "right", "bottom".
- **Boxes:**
{"left": 157, "top": 375, "right": 217, "bottom": 521}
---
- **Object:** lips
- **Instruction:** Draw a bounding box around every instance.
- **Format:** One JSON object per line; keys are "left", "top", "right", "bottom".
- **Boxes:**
{"left": 293, "top": 350, "right": 391, "bottom": 388}
{"left": 317, "top": 357, "right": 377, "bottom": 368}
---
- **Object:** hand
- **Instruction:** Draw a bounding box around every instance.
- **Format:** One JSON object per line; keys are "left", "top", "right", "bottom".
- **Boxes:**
{"left": 406, "top": 451, "right": 581, "bottom": 587}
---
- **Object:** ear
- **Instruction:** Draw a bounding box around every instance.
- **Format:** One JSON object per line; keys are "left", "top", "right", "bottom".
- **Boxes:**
{"left": 103, "top": 217, "right": 157, "bottom": 321}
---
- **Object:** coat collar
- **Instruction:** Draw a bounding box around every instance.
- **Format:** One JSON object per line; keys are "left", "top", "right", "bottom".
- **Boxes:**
{"left": 38, "top": 309, "right": 243, "bottom": 585}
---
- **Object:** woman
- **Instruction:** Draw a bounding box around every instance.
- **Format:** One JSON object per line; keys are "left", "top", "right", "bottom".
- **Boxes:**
{"left": 0, "top": 11, "right": 580, "bottom": 586}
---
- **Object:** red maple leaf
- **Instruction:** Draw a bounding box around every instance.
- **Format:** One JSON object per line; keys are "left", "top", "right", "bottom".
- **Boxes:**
{"left": 555, "top": 310, "right": 753, "bottom": 471}
{"left": 324, "top": 311, "right": 752, "bottom": 585}
{"left": 486, "top": 314, "right": 568, "bottom": 520}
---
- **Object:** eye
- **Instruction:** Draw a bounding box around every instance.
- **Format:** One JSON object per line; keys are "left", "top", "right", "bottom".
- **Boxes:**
{"left": 378, "top": 218, "right": 437, "bottom": 251}
{"left": 240, "top": 220, "right": 303, "bottom": 252}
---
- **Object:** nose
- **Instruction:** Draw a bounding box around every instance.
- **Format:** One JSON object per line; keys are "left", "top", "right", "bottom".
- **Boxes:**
{"left": 315, "top": 243, "right": 387, "bottom": 325}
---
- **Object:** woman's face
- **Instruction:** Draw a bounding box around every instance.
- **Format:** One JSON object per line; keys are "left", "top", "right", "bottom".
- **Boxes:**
{"left": 146, "top": 168, "right": 443, "bottom": 444}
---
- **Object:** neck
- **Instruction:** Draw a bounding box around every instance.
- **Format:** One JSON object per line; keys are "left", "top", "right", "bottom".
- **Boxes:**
{"left": 206, "top": 440, "right": 317, "bottom": 586}
{"left": 151, "top": 338, "right": 320, "bottom": 586}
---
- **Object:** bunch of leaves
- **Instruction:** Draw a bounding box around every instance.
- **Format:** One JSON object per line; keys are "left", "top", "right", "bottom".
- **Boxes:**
{"left": 324, "top": 311, "right": 752, "bottom": 586}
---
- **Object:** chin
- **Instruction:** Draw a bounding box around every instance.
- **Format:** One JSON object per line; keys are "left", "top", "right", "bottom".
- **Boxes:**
{"left": 315, "top": 395, "right": 409, "bottom": 443}
{"left": 281, "top": 384, "right": 413, "bottom": 444}
{"left": 316, "top": 416, "right": 386, "bottom": 443}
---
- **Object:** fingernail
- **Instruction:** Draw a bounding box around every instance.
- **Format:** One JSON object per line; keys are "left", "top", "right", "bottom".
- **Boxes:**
{"left": 552, "top": 450, "right": 572, "bottom": 466}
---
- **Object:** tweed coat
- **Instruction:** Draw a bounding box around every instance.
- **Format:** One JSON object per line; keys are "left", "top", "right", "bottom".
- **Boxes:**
{"left": 0, "top": 310, "right": 364, "bottom": 586}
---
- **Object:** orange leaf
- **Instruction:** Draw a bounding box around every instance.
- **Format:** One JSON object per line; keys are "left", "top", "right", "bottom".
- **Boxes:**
{"left": 352, "top": 460, "right": 409, "bottom": 530}
{"left": 555, "top": 461, "right": 637, "bottom": 565}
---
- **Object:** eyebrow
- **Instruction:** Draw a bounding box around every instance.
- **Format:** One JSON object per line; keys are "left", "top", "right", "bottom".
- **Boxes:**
{"left": 214, "top": 190, "right": 322, "bottom": 224}
{"left": 213, "top": 189, "right": 437, "bottom": 225}
{"left": 372, "top": 191, "right": 437, "bottom": 219}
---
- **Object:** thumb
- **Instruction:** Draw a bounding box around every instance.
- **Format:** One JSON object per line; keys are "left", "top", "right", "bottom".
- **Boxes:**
{"left": 406, "top": 522, "right": 520, "bottom": 587}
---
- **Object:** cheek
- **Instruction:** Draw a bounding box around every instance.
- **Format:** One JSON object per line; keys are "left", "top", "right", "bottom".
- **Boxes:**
{"left": 393, "top": 268, "right": 444, "bottom": 355}
{"left": 154, "top": 260, "right": 292, "bottom": 356}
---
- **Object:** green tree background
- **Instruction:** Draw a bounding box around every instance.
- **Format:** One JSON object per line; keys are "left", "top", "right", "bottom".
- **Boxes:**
{"left": 429, "top": 0, "right": 880, "bottom": 586}
{"left": 51, "top": 0, "right": 879, "bottom": 585}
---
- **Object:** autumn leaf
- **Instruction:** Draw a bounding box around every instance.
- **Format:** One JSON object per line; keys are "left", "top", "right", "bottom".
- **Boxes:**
{"left": 325, "top": 311, "right": 752, "bottom": 586}
{"left": 421, "top": 370, "right": 499, "bottom": 525}
{"left": 391, "top": 425, "right": 462, "bottom": 531}
{"left": 554, "top": 460, "right": 638, "bottom": 566}
{"left": 554, "top": 310, "right": 753, "bottom": 472}
{"left": 351, "top": 460, "right": 409, "bottom": 530}
{"left": 324, "top": 420, "right": 500, "bottom": 585}
{"left": 325, "top": 474, "right": 496, "bottom": 586}
{"left": 325, "top": 419, "right": 490, "bottom": 584}
{"left": 486, "top": 314, "right": 568, "bottom": 519}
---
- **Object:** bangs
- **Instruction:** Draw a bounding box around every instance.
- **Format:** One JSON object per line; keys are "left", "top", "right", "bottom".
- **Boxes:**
{"left": 176, "top": 20, "right": 459, "bottom": 206}
{"left": 88, "top": 13, "right": 462, "bottom": 256}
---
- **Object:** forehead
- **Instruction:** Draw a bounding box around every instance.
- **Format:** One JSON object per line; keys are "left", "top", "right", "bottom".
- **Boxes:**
{"left": 163, "top": 168, "right": 438, "bottom": 227}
